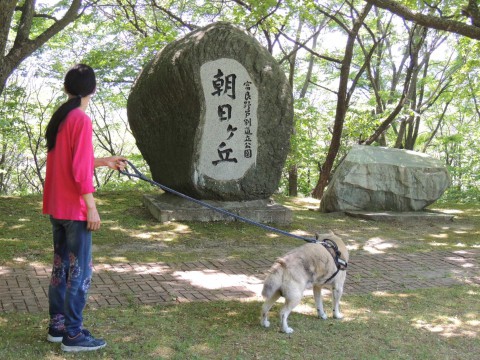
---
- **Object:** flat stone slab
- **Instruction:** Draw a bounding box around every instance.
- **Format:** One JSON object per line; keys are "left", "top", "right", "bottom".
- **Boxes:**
{"left": 143, "top": 193, "right": 292, "bottom": 224}
{"left": 345, "top": 210, "right": 455, "bottom": 222}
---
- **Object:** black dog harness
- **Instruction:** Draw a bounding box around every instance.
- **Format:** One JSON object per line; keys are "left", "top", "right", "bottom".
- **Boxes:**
{"left": 320, "top": 239, "right": 348, "bottom": 283}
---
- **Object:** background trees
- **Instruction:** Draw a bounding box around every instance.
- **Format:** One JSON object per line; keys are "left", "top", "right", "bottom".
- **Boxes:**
{"left": 0, "top": 0, "right": 478, "bottom": 202}
{"left": 0, "top": 0, "right": 85, "bottom": 95}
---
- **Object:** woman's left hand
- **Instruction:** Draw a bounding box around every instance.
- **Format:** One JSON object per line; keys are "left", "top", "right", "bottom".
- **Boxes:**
{"left": 98, "top": 156, "right": 127, "bottom": 171}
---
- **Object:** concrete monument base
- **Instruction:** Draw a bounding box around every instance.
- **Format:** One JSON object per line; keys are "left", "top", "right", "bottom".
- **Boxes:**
{"left": 345, "top": 210, "right": 454, "bottom": 222}
{"left": 143, "top": 193, "right": 292, "bottom": 224}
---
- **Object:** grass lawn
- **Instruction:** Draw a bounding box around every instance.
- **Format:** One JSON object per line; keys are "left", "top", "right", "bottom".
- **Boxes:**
{"left": 0, "top": 190, "right": 479, "bottom": 359}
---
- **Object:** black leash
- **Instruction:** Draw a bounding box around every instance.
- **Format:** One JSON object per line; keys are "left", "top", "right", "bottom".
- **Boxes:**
{"left": 119, "top": 160, "right": 318, "bottom": 244}
{"left": 120, "top": 160, "right": 347, "bottom": 282}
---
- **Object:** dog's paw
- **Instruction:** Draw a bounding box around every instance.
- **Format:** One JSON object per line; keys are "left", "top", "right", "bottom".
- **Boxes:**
{"left": 318, "top": 311, "right": 328, "bottom": 320}
{"left": 282, "top": 327, "right": 294, "bottom": 334}
{"left": 333, "top": 311, "right": 344, "bottom": 319}
{"left": 261, "top": 320, "right": 270, "bottom": 328}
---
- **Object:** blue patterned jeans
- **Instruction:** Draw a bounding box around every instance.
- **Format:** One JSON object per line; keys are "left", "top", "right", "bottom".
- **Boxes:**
{"left": 48, "top": 217, "right": 93, "bottom": 337}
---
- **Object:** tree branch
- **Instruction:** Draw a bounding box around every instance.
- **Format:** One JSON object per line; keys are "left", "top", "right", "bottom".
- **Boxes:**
{"left": 1, "top": 1, "right": 84, "bottom": 95}
{"left": 14, "top": 0, "right": 35, "bottom": 47}
{"left": 277, "top": 29, "right": 342, "bottom": 64}
{"left": 0, "top": 0, "right": 17, "bottom": 59}
{"left": 365, "top": 0, "right": 480, "bottom": 40}
{"left": 247, "top": 0, "right": 282, "bottom": 32}
{"left": 150, "top": 0, "right": 198, "bottom": 31}
{"left": 422, "top": 99, "right": 451, "bottom": 152}
{"left": 7, "top": 0, "right": 82, "bottom": 64}
{"left": 462, "top": 0, "right": 480, "bottom": 27}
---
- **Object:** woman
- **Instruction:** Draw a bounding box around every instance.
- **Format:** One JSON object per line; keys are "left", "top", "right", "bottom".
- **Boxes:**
{"left": 43, "top": 64, "right": 126, "bottom": 352}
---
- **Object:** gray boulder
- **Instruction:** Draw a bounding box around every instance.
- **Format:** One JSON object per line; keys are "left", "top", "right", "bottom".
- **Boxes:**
{"left": 127, "top": 22, "right": 293, "bottom": 201}
{"left": 320, "top": 145, "right": 450, "bottom": 212}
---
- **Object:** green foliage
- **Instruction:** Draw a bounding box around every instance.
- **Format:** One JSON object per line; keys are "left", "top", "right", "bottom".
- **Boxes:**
{"left": 1, "top": 0, "right": 479, "bottom": 202}
{"left": 439, "top": 186, "right": 480, "bottom": 204}
{"left": 280, "top": 96, "right": 336, "bottom": 196}
{"left": 343, "top": 104, "right": 379, "bottom": 142}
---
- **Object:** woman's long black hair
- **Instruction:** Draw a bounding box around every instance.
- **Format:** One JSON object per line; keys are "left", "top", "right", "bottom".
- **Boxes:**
{"left": 45, "top": 64, "right": 96, "bottom": 151}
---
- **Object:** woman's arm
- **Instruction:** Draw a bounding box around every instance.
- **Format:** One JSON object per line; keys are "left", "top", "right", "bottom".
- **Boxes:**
{"left": 82, "top": 192, "right": 101, "bottom": 231}
{"left": 85, "top": 156, "right": 126, "bottom": 231}
{"left": 94, "top": 156, "right": 127, "bottom": 170}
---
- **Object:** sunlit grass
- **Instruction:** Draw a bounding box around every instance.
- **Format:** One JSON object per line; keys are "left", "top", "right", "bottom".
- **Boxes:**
{"left": 0, "top": 286, "right": 477, "bottom": 359}
{"left": 0, "top": 191, "right": 479, "bottom": 359}
{"left": 0, "top": 191, "right": 479, "bottom": 265}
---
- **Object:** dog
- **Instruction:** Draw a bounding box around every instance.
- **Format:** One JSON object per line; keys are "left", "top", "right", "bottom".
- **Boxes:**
{"left": 260, "top": 231, "right": 349, "bottom": 333}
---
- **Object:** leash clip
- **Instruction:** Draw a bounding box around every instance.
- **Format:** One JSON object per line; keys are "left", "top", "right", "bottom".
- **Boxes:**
{"left": 119, "top": 160, "right": 150, "bottom": 181}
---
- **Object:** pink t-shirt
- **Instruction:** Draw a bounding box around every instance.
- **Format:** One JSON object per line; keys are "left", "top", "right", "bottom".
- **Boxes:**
{"left": 43, "top": 108, "right": 95, "bottom": 221}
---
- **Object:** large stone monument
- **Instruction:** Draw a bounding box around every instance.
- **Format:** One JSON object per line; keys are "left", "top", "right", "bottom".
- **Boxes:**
{"left": 127, "top": 22, "right": 293, "bottom": 223}
{"left": 320, "top": 145, "right": 450, "bottom": 213}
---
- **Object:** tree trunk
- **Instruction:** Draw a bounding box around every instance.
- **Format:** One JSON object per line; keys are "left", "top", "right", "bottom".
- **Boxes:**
{"left": 394, "top": 118, "right": 406, "bottom": 148}
{"left": 287, "top": 25, "right": 321, "bottom": 197}
{"left": 288, "top": 165, "right": 298, "bottom": 197}
{"left": 363, "top": 25, "right": 426, "bottom": 145}
{"left": 286, "top": 20, "right": 322, "bottom": 197}
{"left": 286, "top": 19, "right": 303, "bottom": 197}
{"left": 312, "top": 3, "right": 373, "bottom": 200}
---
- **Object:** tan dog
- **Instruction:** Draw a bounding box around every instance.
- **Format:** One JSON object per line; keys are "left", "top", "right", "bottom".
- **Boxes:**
{"left": 261, "top": 232, "right": 349, "bottom": 333}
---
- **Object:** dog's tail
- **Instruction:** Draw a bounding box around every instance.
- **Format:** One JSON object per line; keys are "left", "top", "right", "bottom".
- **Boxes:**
{"left": 261, "top": 261, "right": 284, "bottom": 299}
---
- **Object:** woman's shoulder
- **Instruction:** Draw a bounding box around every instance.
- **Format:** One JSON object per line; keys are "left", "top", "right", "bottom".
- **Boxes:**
{"left": 66, "top": 108, "right": 92, "bottom": 123}
{"left": 63, "top": 108, "right": 92, "bottom": 134}
{"left": 68, "top": 107, "right": 90, "bottom": 117}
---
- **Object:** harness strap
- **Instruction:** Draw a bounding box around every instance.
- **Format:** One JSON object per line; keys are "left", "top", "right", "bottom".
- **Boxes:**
{"left": 324, "top": 268, "right": 341, "bottom": 284}
{"left": 320, "top": 239, "right": 348, "bottom": 283}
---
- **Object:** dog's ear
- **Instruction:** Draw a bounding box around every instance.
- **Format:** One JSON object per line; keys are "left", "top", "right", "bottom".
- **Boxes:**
{"left": 316, "top": 230, "right": 335, "bottom": 238}
{"left": 315, "top": 231, "right": 335, "bottom": 241}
